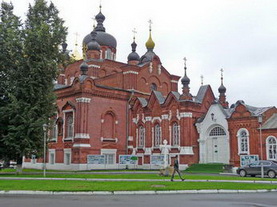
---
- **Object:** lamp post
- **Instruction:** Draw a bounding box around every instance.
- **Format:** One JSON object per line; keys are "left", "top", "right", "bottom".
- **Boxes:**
{"left": 258, "top": 115, "right": 264, "bottom": 178}
{"left": 42, "top": 124, "right": 48, "bottom": 177}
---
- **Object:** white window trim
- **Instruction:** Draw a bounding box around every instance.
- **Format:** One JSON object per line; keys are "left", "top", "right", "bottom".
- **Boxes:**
{"left": 101, "top": 149, "right": 117, "bottom": 165}
{"left": 172, "top": 123, "right": 180, "bottom": 147}
{"left": 64, "top": 149, "right": 71, "bottom": 165}
{"left": 266, "top": 136, "right": 277, "bottom": 160}
{"left": 63, "top": 109, "right": 75, "bottom": 141}
{"left": 237, "top": 128, "right": 250, "bottom": 155}
{"left": 49, "top": 149, "right": 55, "bottom": 165}
{"left": 138, "top": 126, "right": 145, "bottom": 148}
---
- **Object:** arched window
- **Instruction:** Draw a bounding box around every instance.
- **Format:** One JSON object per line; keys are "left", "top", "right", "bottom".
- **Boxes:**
{"left": 138, "top": 126, "right": 145, "bottom": 147}
{"left": 267, "top": 136, "right": 277, "bottom": 160}
{"left": 237, "top": 129, "right": 249, "bottom": 154}
{"left": 154, "top": 124, "right": 161, "bottom": 147}
{"left": 150, "top": 83, "right": 157, "bottom": 91}
{"left": 66, "top": 114, "right": 74, "bottom": 139}
{"left": 103, "top": 112, "right": 115, "bottom": 138}
{"left": 172, "top": 122, "right": 180, "bottom": 146}
{"left": 209, "top": 126, "right": 226, "bottom": 136}
{"left": 105, "top": 49, "right": 112, "bottom": 60}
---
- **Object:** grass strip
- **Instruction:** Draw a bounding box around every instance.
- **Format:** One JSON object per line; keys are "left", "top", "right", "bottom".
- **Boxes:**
{"left": 0, "top": 173, "right": 276, "bottom": 181}
{"left": 0, "top": 180, "right": 276, "bottom": 192}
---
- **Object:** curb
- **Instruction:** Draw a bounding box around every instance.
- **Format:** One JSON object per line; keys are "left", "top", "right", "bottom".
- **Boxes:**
{"left": 0, "top": 189, "right": 277, "bottom": 195}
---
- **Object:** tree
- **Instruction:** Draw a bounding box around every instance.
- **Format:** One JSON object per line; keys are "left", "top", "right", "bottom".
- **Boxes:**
{"left": 0, "top": 2, "right": 24, "bottom": 166}
{"left": 0, "top": 0, "right": 67, "bottom": 171}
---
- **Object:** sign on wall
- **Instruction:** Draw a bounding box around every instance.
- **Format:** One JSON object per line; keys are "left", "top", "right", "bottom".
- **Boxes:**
{"left": 87, "top": 155, "right": 105, "bottom": 164}
{"left": 151, "top": 155, "right": 164, "bottom": 165}
{"left": 119, "top": 155, "right": 138, "bottom": 165}
{"left": 240, "top": 155, "right": 259, "bottom": 167}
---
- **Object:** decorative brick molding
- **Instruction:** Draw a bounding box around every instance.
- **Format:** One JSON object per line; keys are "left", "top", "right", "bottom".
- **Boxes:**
{"left": 179, "top": 146, "right": 194, "bottom": 155}
{"left": 123, "top": 71, "right": 138, "bottom": 75}
{"left": 128, "top": 136, "right": 133, "bottom": 141}
{"left": 101, "top": 137, "right": 118, "bottom": 143}
{"left": 74, "top": 133, "right": 90, "bottom": 139}
{"left": 180, "top": 112, "right": 193, "bottom": 118}
{"left": 88, "top": 64, "right": 100, "bottom": 68}
{"left": 145, "top": 116, "right": 152, "bottom": 122}
{"left": 144, "top": 148, "right": 152, "bottom": 155}
{"left": 170, "top": 80, "right": 178, "bottom": 83}
{"left": 76, "top": 97, "right": 91, "bottom": 103}
{"left": 73, "top": 144, "right": 91, "bottom": 148}
{"left": 161, "top": 114, "right": 169, "bottom": 120}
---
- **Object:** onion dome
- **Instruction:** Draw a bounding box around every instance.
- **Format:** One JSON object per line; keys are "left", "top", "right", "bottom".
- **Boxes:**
{"left": 181, "top": 58, "right": 190, "bottom": 87}
{"left": 139, "top": 20, "right": 156, "bottom": 64}
{"left": 128, "top": 39, "right": 140, "bottom": 61}
{"left": 218, "top": 68, "right": 226, "bottom": 93}
{"left": 82, "top": 5, "right": 117, "bottom": 49}
{"left": 218, "top": 83, "right": 226, "bottom": 93}
{"left": 80, "top": 61, "right": 88, "bottom": 75}
{"left": 145, "top": 32, "right": 155, "bottom": 50}
{"left": 87, "top": 31, "right": 100, "bottom": 51}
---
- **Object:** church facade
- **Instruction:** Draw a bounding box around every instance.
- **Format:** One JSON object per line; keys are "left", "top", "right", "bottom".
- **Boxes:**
{"left": 23, "top": 7, "right": 277, "bottom": 171}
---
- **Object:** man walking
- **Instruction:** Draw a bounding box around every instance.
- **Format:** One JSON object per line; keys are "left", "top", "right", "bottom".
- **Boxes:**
{"left": 171, "top": 155, "right": 184, "bottom": 181}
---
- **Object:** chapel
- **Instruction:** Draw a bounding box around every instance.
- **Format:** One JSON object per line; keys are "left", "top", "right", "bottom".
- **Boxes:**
{"left": 23, "top": 5, "right": 277, "bottom": 171}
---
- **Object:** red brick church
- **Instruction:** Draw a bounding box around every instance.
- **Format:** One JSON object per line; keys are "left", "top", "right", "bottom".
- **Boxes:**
{"left": 24, "top": 6, "right": 277, "bottom": 171}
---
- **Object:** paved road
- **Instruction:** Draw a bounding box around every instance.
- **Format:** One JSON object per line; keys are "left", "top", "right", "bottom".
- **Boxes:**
{"left": 0, "top": 193, "right": 276, "bottom": 207}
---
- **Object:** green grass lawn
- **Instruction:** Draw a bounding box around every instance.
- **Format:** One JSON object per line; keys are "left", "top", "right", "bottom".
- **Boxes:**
{"left": 1, "top": 171, "right": 276, "bottom": 181}
{"left": 185, "top": 163, "right": 224, "bottom": 173}
{"left": 0, "top": 180, "right": 276, "bottom": 192}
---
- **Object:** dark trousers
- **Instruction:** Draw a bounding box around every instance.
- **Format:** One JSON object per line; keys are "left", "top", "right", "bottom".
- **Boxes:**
{"left": 171, "top": 168, "right": 183, "bottom": 180}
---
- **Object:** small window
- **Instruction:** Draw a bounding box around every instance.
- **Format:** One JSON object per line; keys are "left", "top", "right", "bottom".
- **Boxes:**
{"left": 104, "top": 154, "right": 114, "bottom": 164}
{"left": 154, "top": 124, "right": 161, "bottom": 147}
{"left": 150, "top": 83, "right": 157, "bottom": 91}
{"left": 50, "top": 153, "right": 55, "bottom": 165}
{"left": 138, "top": 126, "right": 145, "bottom": 147}
{"left": 65, "top": 153, "right": 71, "bottom": 165}
{"left": 172, "top": 122, "right": 180, "bottom": 146}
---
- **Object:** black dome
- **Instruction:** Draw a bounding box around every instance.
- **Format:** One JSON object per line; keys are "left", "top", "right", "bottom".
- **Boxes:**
{"left": 218, "top": 84, "right": 226, "bottom": 93}
{"left": 87, "top": 40, "right": 100, "bottom": 51}
{"left": 181, "top": 75, "right": 190, "bottom": 85}
{"left": 128, "top": 52, "right": 140, "bottom": 61}
{"left": 83, "top": 31, "right": 117, "bottom": 49}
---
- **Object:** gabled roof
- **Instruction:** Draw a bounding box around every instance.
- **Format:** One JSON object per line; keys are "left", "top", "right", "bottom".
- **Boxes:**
{"left": 137, "top": 97, "right": 148, "bottom": 107}
{"left": 194, "top": 85, "right": 210, "bottom": 103}
{"left": 54, "top": 84, "right": 70, "bottom": 90}
{"left": 229, "top": 100, "right": 273, "bottom": 117}
{"left": 153, "top": 90, "right": 165, "bottom": 105}
{"left": 262, "top": 113, "right": 277, "bottom": 129}
{"left": 196, "top": 102, "right": 229, "bottom": 123}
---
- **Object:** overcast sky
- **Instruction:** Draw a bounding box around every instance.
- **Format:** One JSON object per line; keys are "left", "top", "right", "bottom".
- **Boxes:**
{"left": 7, "top": 0, "right": 277, "bottom": 107}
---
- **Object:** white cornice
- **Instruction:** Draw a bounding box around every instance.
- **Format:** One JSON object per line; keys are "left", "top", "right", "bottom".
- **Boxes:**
{"left": 123, "top": 71, "right": 138, "bottom": 75}
{"left": 76, "top": 97, "right": 91, "bottom": 103}
{"left": 73, "top": 144, "right": 91, "bottom": 148}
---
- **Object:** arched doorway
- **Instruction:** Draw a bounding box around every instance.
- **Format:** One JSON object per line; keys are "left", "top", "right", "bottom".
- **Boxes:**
{"left": 206, "top": 125, "right": 229, "bottom": 163}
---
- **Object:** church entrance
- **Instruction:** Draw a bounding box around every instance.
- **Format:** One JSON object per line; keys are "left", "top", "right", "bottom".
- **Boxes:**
{"left": 206, "top": 126, "right": 229, "bottom": 163}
